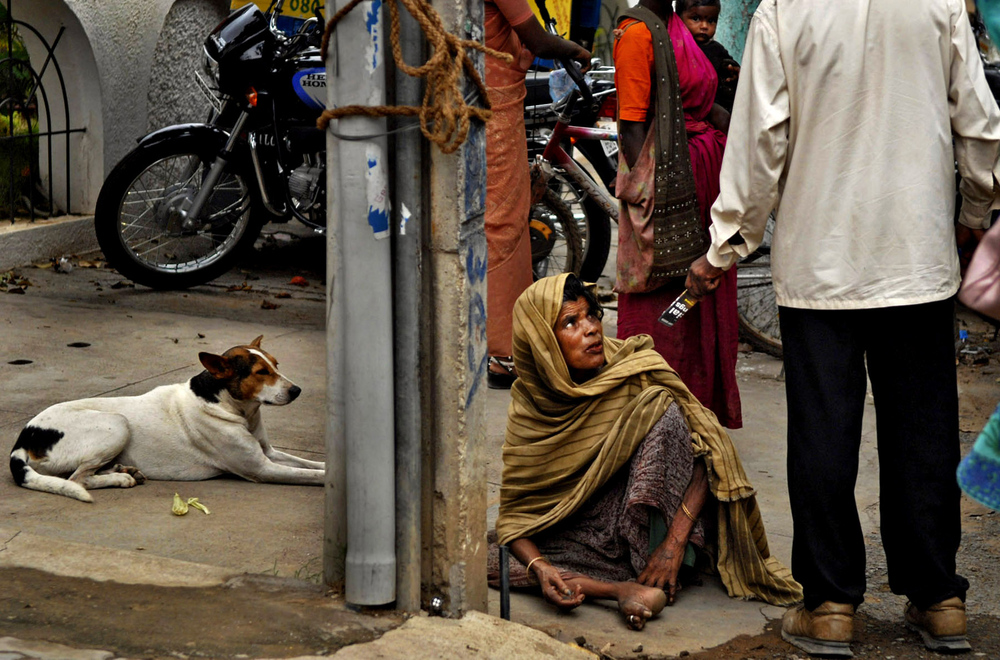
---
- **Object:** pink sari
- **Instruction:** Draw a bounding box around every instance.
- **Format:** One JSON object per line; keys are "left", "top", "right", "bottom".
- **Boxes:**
{"left": 616, "top": 13, "right": 741, "bottom": 429}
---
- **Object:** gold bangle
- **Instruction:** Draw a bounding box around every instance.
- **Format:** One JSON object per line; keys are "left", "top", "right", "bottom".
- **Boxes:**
{"left": 680, "top": 502, "right": 697, "bottom": 522}
{"left": 526, "top": 556, "right": 547, "bottom": 574}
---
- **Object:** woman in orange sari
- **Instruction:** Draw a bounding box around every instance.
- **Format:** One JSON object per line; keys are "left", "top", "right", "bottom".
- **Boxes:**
{"left": 612, "top": 0, "right": 740, "bottom": 427}
{"left": 485, "top": 0, "right": 590, "bottom": 389}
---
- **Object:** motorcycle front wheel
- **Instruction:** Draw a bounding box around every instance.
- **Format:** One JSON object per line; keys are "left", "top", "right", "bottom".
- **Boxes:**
{"left": 95, "top": 136, "right": 262, "bottom": 289}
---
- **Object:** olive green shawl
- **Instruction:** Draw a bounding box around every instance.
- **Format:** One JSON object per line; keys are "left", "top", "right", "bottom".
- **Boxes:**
{"left": 496, "top": 274, "right": 802, "bottom": 605}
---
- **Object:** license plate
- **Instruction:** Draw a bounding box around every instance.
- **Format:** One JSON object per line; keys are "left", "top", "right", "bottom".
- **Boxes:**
{"left": 601, "top": 140, "right": 619, "bottom": 157}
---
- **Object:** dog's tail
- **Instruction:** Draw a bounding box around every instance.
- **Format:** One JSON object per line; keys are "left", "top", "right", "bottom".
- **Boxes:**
{"left": 9, "top": 449, "right": 93, "bottom": 503}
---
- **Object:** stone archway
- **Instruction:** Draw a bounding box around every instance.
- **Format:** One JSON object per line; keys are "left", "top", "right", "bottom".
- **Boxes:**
{"left": 12, "top": 0, "right": 101, "bottom": 214}
{"left": 15, "top": 0, "right": 229, "bottom": 215}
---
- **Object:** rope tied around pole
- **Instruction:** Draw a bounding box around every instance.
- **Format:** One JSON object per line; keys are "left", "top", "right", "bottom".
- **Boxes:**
{"left": 318, "top": 0, "right": 513, "bottom": 154}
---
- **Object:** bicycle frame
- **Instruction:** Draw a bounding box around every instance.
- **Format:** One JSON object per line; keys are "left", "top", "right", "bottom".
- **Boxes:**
{"left": 536, "top": 96, "right": 620, "bottom": 224}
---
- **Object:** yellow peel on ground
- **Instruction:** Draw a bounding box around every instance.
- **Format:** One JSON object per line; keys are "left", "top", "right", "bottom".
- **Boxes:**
{"left": 187, "top": 498, "right": 210, "bottom": 515}
{"left": 171, "top": 492, "right": 189, "bottom": 516}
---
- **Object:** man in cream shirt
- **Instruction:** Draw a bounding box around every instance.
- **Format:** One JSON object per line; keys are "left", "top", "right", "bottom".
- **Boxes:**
{"left": 686, "top": 0, "right": 1000, "bottom": 656}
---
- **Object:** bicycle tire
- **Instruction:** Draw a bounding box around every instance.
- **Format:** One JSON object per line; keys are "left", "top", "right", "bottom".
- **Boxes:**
{"left": 530, "top": 188, "right": 584, "bottom": 280}
{"left": 736, "top": 213, "right": 783, "bottom": 358}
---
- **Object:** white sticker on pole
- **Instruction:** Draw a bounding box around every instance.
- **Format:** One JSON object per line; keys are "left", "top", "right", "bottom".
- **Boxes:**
{"left": 400, "top": 203, "right": 411, "bottom": 236}
{"left": 366, "top": 144, "right": 390, "bottom": 239}
{"left": 364, "top": 0, "right": 382, "bottom": 74}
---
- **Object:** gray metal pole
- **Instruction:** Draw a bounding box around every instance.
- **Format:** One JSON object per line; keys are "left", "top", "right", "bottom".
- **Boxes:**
{"left": 323, "top": 39, "right": 348, "bottom": 592}
{"left": 325, "top": 0, "right": 396, "bottom": 606}
{"left": 390, "top": 8, "right": 426, "bottom": 613}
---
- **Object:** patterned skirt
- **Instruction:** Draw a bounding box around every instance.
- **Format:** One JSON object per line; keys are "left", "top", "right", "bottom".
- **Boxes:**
{"left": 488, "top": 402, "right": 710, "bottom": 587}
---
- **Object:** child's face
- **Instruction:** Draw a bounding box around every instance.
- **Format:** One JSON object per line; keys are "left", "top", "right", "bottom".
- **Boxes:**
{"left": 680, "top": 5, "right": 720, "bottom": 44}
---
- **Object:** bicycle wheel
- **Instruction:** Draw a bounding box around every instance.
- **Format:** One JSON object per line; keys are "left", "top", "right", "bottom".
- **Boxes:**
{"left": 530, "top": 188, "right": 583, "bottom": 280}
{"left": 736, "top": 213, "right": 782, "bottom": 357}
{"left": 546, "top": 171, "right": 612, "bottom": 283}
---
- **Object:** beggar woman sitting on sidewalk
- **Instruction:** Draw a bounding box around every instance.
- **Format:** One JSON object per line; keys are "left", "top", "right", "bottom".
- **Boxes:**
{"left": 488, "top": 273, "right": 802, "bottom": 629}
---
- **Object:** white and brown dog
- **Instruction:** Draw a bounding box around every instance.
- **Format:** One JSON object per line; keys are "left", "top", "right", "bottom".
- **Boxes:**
{"left": 9, "top": 336, "right": 324, "bottom": 502}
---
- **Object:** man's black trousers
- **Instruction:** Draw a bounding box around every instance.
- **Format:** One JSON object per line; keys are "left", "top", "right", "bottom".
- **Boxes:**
{"left": 779, "top": 299, "right": 969, "bottom": 611}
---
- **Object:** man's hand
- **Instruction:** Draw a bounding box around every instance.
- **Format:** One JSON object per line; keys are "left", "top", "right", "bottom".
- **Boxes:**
{"left": 685, "top": 254, "right": 725, "bottom": 299}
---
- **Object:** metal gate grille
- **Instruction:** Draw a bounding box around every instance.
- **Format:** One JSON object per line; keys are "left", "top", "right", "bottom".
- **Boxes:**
{"left": 1, "top": 0, "right": 85, "bottom": 223}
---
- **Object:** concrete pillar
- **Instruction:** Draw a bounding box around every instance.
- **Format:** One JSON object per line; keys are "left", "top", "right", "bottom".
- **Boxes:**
{"left": 423, "top": 0, "right": 490, "bottom": 616}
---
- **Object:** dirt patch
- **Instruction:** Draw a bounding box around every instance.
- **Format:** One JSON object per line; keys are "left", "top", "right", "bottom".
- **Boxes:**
{"left": 0, "top": 569, "right": 406, "bottom": 659}
{"left": 956, "top": 307, "right": 1000, "bottom": 433}
{"left": 687, "top": 612, "right": 1000, "bottom": 659}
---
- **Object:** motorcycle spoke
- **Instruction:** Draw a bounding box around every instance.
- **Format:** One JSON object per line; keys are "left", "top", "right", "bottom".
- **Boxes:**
{"left": 114, "top": 152, "right": 251, "bottom": 272}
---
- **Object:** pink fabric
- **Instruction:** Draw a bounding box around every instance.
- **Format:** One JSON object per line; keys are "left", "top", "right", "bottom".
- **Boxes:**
{"left": 616, "top": 13, "right": 742, "bottom": 429}
{"left": 667, "top": 13, "right": 718, "bottom": 123}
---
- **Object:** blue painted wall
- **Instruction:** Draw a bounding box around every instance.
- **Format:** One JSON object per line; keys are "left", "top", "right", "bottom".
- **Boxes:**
{"left": 714, "top": 0, "right": 761, "bottom": 64}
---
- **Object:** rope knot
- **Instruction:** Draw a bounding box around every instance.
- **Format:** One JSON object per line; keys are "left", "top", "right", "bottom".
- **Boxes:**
{"left": 317, "top": 0, "right": 513, "bottom": 154}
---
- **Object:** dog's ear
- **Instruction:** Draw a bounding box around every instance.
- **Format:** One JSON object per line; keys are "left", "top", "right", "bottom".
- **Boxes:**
{"left": 249, "top": 335, "right": 264, "bottom": 349}
{"left": 199, "top": 352, "right": 233, "bottom": 379}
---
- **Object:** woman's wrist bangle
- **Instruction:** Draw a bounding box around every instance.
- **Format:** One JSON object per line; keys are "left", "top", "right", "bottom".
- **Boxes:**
{"left": 680, "top": 502, "right": 697, "bottom": 522}
{"left": 526, "top": 556, "right": 547, "bottom": 574}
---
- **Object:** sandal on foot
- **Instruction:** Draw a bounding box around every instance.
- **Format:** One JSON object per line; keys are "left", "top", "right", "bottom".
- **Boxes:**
{"left": 487, "top": 356, "right": 517, "bottom": 390}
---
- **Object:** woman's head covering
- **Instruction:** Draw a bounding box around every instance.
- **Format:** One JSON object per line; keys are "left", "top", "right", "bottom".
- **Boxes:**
{"left": 497, "top": 274, "right": 803, "bottom": 606}
{"left": 500, "top": 273, "right": 725, "bottom": 544}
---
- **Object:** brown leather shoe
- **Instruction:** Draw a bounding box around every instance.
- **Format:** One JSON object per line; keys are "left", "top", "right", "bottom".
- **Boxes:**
{"left": 904, "top": 597, "right": 972, "bottom": 652}
{"left": 781, "top": 601, "right": 854, "bottom": 658}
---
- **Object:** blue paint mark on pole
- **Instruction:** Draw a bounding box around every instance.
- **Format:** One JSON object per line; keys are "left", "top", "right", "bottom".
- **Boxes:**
{"left": 365, "top": 0, "right": 382, "bottom": 72}
{"left": 366, "top": 146, "right": 391, "bottom": 239}
{"left": 465, "top": 290, "right": 489, "bottom": 408}
{"left": 466, "top": 245, "right": 487, "bottom": 284}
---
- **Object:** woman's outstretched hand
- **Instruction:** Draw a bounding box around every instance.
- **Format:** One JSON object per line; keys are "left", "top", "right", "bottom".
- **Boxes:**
{"left": 637, "top": 536, "right": 686, "bottom": 605}
{"left": 535, "top": 562, "right": 586, "bottom": 610}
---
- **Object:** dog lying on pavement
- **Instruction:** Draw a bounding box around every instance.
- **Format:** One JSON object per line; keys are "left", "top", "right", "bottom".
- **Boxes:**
{"left": 9, "top": 336, "right": 325, "bottom": 502}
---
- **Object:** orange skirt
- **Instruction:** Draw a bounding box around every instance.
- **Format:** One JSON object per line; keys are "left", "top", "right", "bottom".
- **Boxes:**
{"left": 485, "top": 63, "right": 533, "bottom": 358}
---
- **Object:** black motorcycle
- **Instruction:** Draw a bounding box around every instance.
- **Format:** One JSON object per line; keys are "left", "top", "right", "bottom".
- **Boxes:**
{"left": 95, "top": 1, "right": 326, "bottom": 289}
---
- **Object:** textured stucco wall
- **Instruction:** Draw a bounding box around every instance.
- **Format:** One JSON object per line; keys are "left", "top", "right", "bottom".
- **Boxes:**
{"left": 147, "top": 0, "right": 229, "bottom": 131}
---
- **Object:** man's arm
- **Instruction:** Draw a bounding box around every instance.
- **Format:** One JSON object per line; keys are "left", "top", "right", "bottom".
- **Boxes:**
{"left": 686, "top": 4, "right": 790, "bottom": 296}
{"left": 950, "top": 2, "right": 1000, "bottom": 232}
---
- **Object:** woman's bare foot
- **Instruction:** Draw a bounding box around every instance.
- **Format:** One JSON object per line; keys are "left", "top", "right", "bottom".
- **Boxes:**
{"left": 617, "top": 582, "right": 668, "bottom": 631}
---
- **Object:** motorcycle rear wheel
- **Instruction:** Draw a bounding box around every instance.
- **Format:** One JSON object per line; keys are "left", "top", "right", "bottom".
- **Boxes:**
{"left": 95, "top": 136, "right": 262, "bottom": 289}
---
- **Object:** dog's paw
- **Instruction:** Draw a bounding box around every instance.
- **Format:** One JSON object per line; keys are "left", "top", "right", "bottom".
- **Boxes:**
{"left": 113, "top": 464, "right": 147, "bottom": 485}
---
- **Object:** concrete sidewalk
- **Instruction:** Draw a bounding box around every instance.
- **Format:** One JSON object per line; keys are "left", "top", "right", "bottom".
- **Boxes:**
{"left": 1, "top": 219, "right": 997, "bottom": 659}
{"left": 0, "top": 285, "right": 812, "bottom": 659}
{"left": 0, "top": 221, "right": 603, "bottom": 659}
